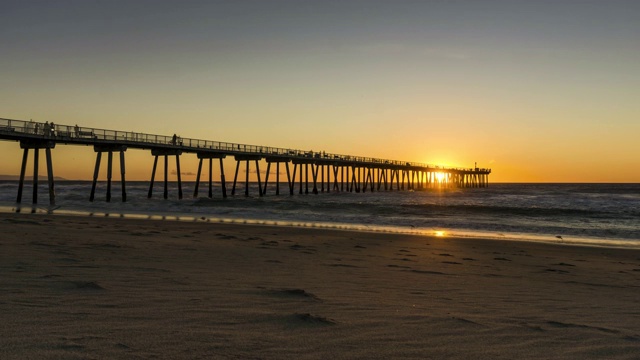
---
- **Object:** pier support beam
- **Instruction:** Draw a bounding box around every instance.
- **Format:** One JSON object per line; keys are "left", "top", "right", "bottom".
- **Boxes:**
{"left": 305, "top": 163, "right": 309, "bottom": 194}
{"left": 89, "top": 145, "right": 127, "bottom": 202}
{"left": 90, "top": 152, "right": 101, "bottom": 201}
{"left": 16, "top": 140, "right": 56, "bottom": 206}
{"left": 107, "top": 151, "right": 113, "bottom": 202}
{"left": 291, "top": 160, "right": 315, "bottom": 195}
{"left": 311, "top": 164, "right": 319, "bottom": 194}
{"left": 88, "top": 145, "right": 127, "bottom": 202}
{"left": 299, "top": 164, "right": 304, "bottom": 194}
{"left": 264, "top": 157, "right": 290, "bottom": 195}
{"left": 288, "top": 163, "right": 296, "bottom": 195}
{"left": 332, "top": 165, "right": 340, "bottom": 191}
{"left": 219, "top": 158, "right": 227, "bottom": 197}
{"left": 120, "top": 151, "right": 127, "bottom": 201}
{"left": 232, "top": 155, "right": 262, "bottom": 197}
{"left": 175, "top": 155, "right": 183, "bottom": 199}
{"left": 147, "top": 148, "right": 182, "bottom": 199}
{"left": 349, "top": 166, "right": 360, "bottom": 193}
{"left": 148, "top": 156, "right": 158, "bottom": 198}
{"left": 194, "top": 153, "right": 226, "bottom": 198}
{"left": 33, "top": 147, "right": 39, "bottom": 204}
{"left": 363, "top": 168, "right": 374, "bottom": 193}
{"left": 164, "top": 155, "right": 168, "bottom": 199}
{"left": 16, "top": 148, "right": 29, "bottom": 204}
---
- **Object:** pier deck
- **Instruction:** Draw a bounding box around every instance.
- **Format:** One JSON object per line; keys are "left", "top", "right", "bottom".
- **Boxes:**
{"left": 0, "top": 117, "right": 491, "bottom": 205}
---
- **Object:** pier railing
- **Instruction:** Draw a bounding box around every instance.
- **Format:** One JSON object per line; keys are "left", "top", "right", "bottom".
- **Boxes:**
{"left": 0, "top": 117, "right": 490, "bottom": 172}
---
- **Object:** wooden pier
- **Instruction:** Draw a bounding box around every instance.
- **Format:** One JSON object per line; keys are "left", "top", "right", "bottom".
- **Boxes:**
{"left": 0, "top": 117, "right": 491, "bottom": 205}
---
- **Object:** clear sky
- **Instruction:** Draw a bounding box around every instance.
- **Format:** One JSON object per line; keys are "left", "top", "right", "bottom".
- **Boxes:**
{"left": 1, "top": 0, "right": 639, "bottom": 182}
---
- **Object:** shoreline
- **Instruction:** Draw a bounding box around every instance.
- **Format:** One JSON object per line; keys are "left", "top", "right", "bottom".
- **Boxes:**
{"left": 3, "top": 205, "right": 640, "bottom": 250}
{"left": 2, "top": 212, "right": 640, "bottom": 358}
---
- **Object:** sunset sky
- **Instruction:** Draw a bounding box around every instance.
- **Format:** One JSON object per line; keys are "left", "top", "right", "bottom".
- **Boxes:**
{"left": 1, "top": 0, "right": 639, "bottom": 182}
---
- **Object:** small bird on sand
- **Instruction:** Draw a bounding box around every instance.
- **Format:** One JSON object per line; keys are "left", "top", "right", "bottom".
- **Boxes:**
{"left": 555, "top": 235, "right": 563, "bottom": 240}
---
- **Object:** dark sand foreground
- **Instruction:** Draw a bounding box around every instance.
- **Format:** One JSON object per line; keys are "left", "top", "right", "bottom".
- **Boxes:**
{"left": 1, "top": 213, "right": 639, "bottom": 359}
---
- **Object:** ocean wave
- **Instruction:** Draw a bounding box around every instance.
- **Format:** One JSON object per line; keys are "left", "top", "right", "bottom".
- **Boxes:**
{"left": 0, "top": 182, "right": 638, "bottom": 244}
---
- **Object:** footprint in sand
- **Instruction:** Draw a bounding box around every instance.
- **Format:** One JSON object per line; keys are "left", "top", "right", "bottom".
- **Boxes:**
{"left": 408, "top": 269, "right": 446, "bottom": 275}
{"left": 41, "top": 274, "right": 61, "bottom": 278}
{"left": 215, "top": 233, "right": 237, "bottom": 240}
{"left": 55, "top": 342, "right": 85, "bottom": 350}
{"left": 545, "top": 269, "right": 570, "bottom": 274}
{"left": 387, "top": 264, "right": 411, "bottom": 269}
{"left": 267, "top": 288, "right": 321, "bottom": 301}
{"left": 553, "top": 262, "right": 576, "bottom": 267}
{"left": 450, "top": 316, "right": 486, "bottom": 327}
{"left": 260, "top": 240, "right": 279, "bottom": 247}
{"left": 289, "top": 244, "right": 317, "bottom": 254}
{"left": 325, "top": 263, "right": 361, "bottom": 268}
{"left": 545, "top": 320, "right": 620, "bottom": 334}
{"left": 70, "top": 281, "right": 105, "bottom": 290}
{"left": 291, "top": 313, "right": 336, "bottom": 325}
{"left": 3, "top": 218, "right": 42, "bottom": 225}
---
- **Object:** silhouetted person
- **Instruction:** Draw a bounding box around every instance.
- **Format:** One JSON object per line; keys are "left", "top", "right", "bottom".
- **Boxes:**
{"left": 172, "top": 133, "right": 177, "bottom": 145}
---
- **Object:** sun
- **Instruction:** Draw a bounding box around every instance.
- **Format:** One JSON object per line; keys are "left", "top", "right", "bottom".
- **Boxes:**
{"left": 435, "top": 172, "right": 446, "bottom": 182}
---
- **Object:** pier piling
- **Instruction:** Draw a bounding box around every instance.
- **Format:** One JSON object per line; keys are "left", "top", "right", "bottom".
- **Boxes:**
{"left": 90, "top": 145, "right": 127, "bottom": 202}
{"left": 148, "top": 149, "right": 182, "bottom": 199}
{"left": 17, "top": 140, "right": 56, "bottom": 205}
{"left": 16, "top": 148, "right": 28, "bottom": 203}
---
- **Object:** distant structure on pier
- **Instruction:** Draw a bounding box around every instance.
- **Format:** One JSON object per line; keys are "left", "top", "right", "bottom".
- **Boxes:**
{"left": 0, "top": 117, "right": 491, "bottom": 205}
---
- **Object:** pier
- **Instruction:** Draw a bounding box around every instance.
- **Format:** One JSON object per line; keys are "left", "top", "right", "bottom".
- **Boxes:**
{"left": 0, "top": 117, "right": 491, "bottom": 205}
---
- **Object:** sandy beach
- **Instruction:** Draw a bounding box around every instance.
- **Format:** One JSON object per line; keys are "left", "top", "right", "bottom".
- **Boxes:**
{"left": 1, "top": 212, "right": 639, "bottom": 359}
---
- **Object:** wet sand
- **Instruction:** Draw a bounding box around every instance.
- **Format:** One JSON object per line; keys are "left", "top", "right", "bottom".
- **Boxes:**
{"left": 1, "top": 212, "right": 639, "bottom": 359}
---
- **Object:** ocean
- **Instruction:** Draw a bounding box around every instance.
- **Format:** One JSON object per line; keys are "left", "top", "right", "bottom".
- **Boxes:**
{"left": 1, "top": 181, "right": 638, "bottom": 248}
